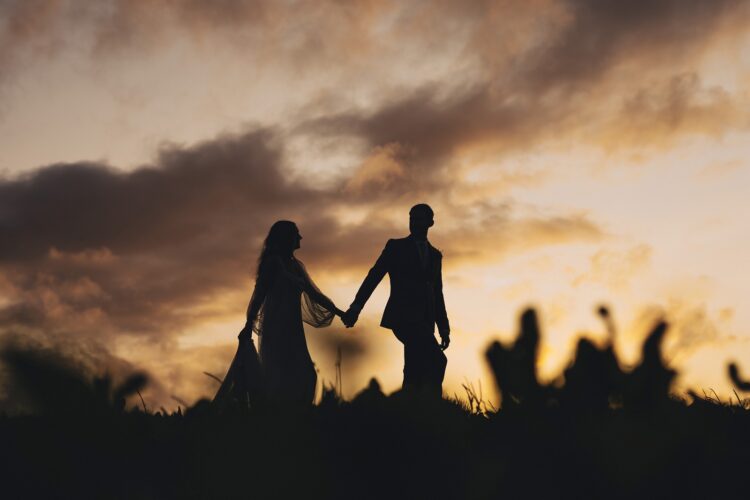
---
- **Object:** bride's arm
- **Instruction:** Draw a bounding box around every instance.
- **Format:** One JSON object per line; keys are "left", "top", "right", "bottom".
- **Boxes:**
{"left": 240, "top": 271, "right": 271, "bottom": 338}
{"left": 304, "top": 285, "right": 344, "bottom": 317}
{"left": 276, "top": 258, "right": 343, "bottom": 316}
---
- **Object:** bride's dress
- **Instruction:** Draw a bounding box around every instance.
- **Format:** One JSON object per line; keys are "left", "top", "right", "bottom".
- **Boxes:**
{"left": 214, "top": 256, "right": 336, "bottom": 407}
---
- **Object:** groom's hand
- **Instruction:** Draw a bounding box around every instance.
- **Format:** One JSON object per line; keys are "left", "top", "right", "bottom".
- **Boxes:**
{"left": 439, "top": 328, "right": 450, "bottom": 350}
{"left": 342, "top": 307, "right": 360, "bottom": 328}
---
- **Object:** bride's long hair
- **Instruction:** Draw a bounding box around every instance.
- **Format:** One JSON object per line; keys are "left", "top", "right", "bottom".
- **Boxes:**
{"left": 251, "top": 220, "right": 334, "bottom": 333}
{"left": 257, "top": 220, "right": 298, "bottom": 279}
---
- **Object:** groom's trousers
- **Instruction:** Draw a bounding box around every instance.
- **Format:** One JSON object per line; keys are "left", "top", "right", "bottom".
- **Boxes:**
{"left": 392, "top": 323, "right": 447, "bottom": 397}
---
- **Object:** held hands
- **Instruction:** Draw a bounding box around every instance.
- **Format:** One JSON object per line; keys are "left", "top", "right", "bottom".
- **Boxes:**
{"left": 341, "top": 307, "right": 360, "bottom": 328}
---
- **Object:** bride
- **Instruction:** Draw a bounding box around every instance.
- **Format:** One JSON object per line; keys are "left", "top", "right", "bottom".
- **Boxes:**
{"left": 214, "top": 220, "right": 344, "bottom": 407}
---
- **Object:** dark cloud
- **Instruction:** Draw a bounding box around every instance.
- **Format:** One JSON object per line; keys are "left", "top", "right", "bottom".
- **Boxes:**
{"left": 292, "top": 0, "right": 749, "bottom": 185}
{"left": 2, "top": 1, "right": 747, "bottom": 162}
{"left": 0, "top": 123, "right": 606, "bottom": 406}
{"left": 0, "top": 130, "right": 296, "bottom": 333}
{"left": 0, "top": 130, "right": 286, "bottom": 260}
{"left": 299, "top": 85, "right": 537, "bottom": 173}
{"left": 3, "top": 0, "right": 745, "bottom": 406}
{"left": 514, "top": 0, "right": 747, "bottom": 94}
{"left": 3, "top": 0, "right": 746, "bottom": 93}
{"left": 0, "top": 124, "right": 598, "bottom": 334}
{"left": 600, "top": 73, "right": 748, "bottom": 147}
{"left": 0, "top": 127, "right": 340, "bottom": 405}
{"left": 0, "top": 0, "right": 396, "bottom": 87}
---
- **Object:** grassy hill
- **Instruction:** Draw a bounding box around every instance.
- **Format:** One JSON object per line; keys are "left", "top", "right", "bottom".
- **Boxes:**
{"left": 2, "top": 307, "right": 750, "bottom": 499}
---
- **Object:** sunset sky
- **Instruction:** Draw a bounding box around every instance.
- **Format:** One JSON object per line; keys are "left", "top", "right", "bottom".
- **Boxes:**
{"left": 1, "top": 0, "right": 749, "bottom": 408}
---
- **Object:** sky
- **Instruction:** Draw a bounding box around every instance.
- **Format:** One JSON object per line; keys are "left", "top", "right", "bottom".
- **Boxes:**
{"left": 1, "top": 0, "right": 749, "bottom": 409}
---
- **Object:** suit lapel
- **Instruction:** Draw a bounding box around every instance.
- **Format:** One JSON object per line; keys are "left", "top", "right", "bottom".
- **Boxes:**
{"left": 411, "top": 237, "right": 438, "bottom": 282}
{"left": 405, "top": 236, "right": 421, "bottom": 268}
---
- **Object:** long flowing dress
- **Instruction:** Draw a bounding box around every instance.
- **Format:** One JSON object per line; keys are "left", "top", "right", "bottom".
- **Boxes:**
{"left": 214, "top": 256, "right": 336, "bottom": 408}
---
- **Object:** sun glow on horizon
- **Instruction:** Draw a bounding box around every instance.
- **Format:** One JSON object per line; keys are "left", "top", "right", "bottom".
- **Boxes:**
{"left": 0, "top": 1, "right": 749, "bottom": 410}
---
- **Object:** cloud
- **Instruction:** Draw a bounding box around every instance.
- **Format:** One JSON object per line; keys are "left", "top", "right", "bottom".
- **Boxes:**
{"left": 2, "top": 0, "right": 746, "bottom": 407}
{"left": 510, "top": 0, "right": 748, "bottom": 93}
{"left": 574, "top": 245, "right": 653, "bottom": 291}
{"left": 294, "top": 0, "right": 750, "bottom": 185}
{"left": 0, "top": 128, "right": 326, "bottom": 405}
{"left": 345, "top": 143, "right": 407, "bottom": 193}
{"left": 298, "top": 84, "right": 558, "bottom": 179}
{"left": 0, "top": 129, "right": 302, "bottom": 337}
{"left": 0, "top": 0, "right": 411, "bottom": 89}
{"left": 436, "top": 211, "right": 604, "bottom": 265}
{"left": 2, "top": 0, "right": 747, "bottom": 171}
{"left": 0, "top": 123, "right": 607, "bottom": 406}
{"left": 592, "top": 73, "right": 750, "bottom": 150}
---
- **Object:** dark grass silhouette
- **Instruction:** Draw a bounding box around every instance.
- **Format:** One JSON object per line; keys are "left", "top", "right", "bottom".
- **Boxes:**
{"left": 2, "top": 307, "right": 750, "bottom": 499}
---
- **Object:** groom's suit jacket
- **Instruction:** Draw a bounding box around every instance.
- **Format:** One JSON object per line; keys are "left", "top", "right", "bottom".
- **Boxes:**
{"left": 351, "top": 235, "right": 449, "bottom": 332}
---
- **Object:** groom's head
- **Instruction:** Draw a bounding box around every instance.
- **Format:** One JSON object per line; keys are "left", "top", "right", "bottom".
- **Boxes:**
{"left": 409, "top": 203, "right": 434, "bottom": 238}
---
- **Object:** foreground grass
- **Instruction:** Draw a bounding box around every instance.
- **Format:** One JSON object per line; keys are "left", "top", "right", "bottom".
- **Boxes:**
{"left": 3, "top": 307, "right": 750, "bottom": 499}
{"left": 2, "top": 388, "right": 750, "bottom": 499}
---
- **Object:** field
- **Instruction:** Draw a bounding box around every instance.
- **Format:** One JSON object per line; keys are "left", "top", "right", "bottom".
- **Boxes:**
{"left": 2, "top": 308, "right": 750, "bottom": 499}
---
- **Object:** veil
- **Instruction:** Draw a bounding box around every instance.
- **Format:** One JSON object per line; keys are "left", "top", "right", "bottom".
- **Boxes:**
{"left": 212, "top": 268, "right": 271, "bottom": 410}
{"left": 213, "top": 257, "right": 335, "bottom": 409}
{"left": 296, "top": 259, "right": 336, "bottom": 328}
{"left": 251, "top": 257, "right": 336, "bottom": 338}
{"left": 212, "top": 334, "right": 264, "bottom": 411}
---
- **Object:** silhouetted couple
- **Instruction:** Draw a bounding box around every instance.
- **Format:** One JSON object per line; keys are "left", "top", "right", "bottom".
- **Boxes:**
{"left": 214, "top": 204, "right": 450, "bottom": 408}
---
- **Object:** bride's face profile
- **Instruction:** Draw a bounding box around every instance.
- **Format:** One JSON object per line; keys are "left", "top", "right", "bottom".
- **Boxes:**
{"left": 264, "top": 220, "right": 302, "bottom": 258}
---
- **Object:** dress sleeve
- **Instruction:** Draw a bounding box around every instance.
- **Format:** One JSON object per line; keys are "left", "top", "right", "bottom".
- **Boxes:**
{"left": 245, "top": 267, "right": 273, "bottom": 335}
{"left": 295, "top": 260, "right": 338, "bottom": 328}
{"left": 244, "top": 257, "right": 288, "bottom": 336}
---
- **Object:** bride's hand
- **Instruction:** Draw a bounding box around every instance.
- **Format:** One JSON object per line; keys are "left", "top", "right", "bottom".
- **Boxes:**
{"left": 238, "top": 322, "right": 253, "bottom": 340}
{"left": 334, "top": 307, "right": 345, "bottom": 317}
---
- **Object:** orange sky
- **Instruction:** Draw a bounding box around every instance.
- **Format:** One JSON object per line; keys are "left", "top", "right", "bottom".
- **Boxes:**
{"left": 1, "top": 0, "right": 749, "bottom": 409}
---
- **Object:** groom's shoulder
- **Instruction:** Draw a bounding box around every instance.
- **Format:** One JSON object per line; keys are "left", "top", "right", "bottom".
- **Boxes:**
{"left": 381, "top": 237, "right": 407, "bottom": 255}
{"left": 428, "top": 243, "right": 443, "bottom": 258}
{"left": 387, "top": 237, "right": 410, "bottom": 248}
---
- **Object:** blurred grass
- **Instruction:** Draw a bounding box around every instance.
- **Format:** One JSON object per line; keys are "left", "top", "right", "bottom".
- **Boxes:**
{"left": 2, "top": 306, "right": 750, "bottom": 499}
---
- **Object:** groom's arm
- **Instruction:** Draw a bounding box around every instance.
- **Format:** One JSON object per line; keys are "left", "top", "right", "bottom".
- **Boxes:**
{"left": 434, "top": 253, "right": 450, "bottom": 349}
{"left": 348, "top": 239, "right": 394, "bottom": 317}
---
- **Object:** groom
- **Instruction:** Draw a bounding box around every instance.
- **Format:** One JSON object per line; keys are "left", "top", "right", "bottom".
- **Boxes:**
{"left": 342, "top": 203, "right": 450, "bottom": 397}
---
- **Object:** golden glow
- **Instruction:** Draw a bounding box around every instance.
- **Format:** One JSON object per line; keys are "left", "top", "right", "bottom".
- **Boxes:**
{"left": 0, "top": 1, "right": 749, "bottom": 409}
